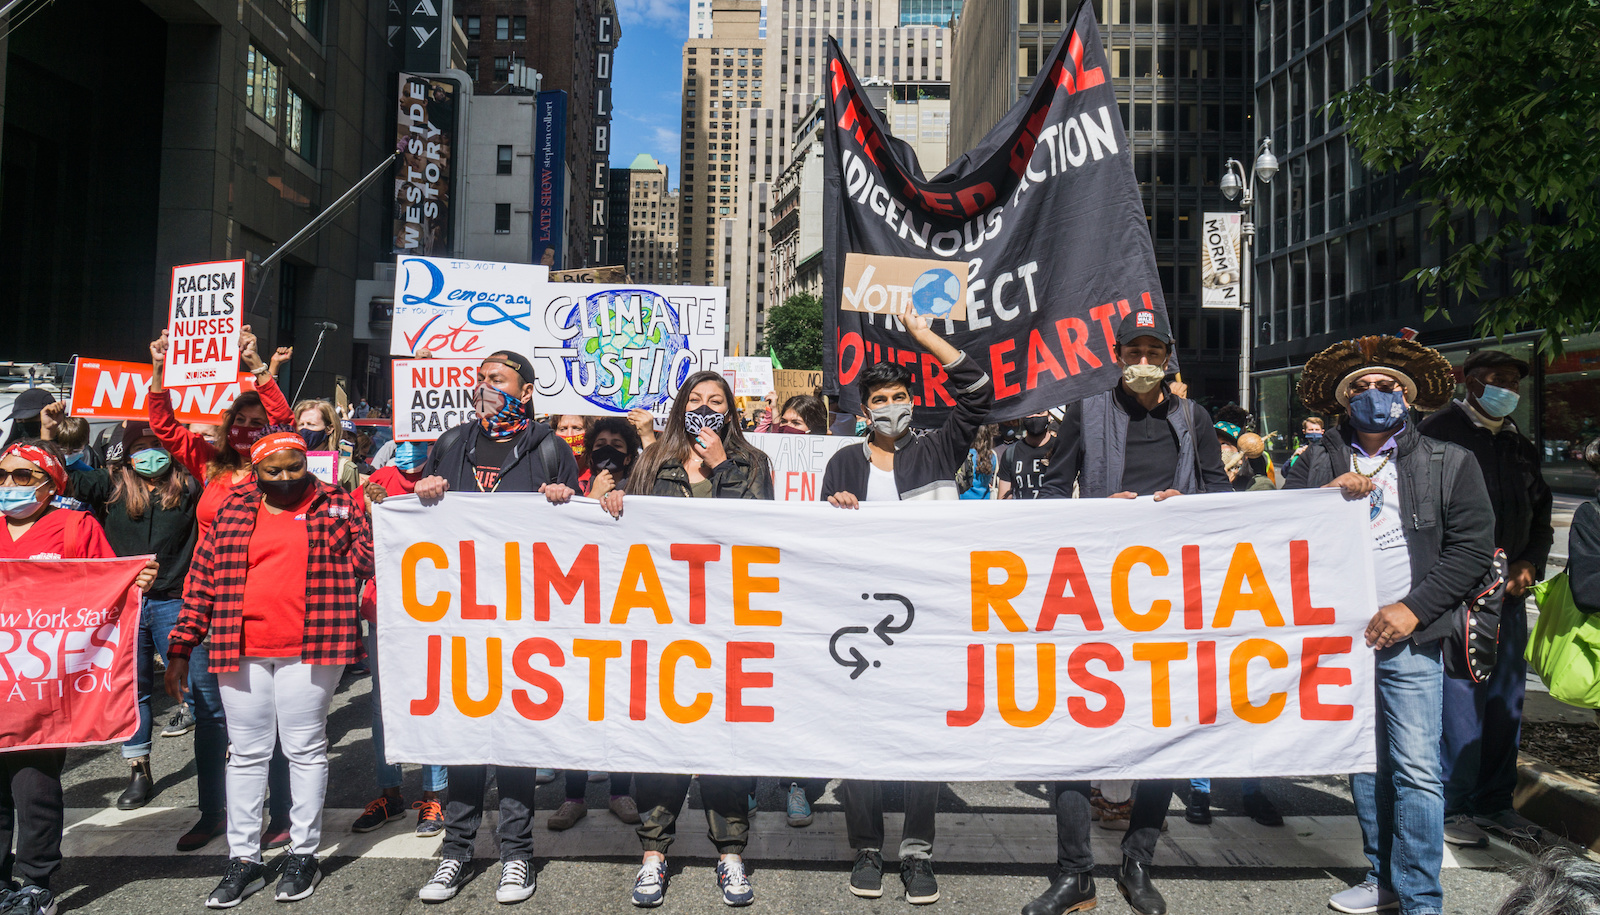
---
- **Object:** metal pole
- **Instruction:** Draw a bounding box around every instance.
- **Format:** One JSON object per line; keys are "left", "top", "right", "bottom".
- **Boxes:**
{"left": 1239, "top": 217, "right": 1255, "bottom": 410}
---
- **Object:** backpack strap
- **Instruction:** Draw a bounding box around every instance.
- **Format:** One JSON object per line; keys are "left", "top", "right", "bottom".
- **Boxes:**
{"left": 59, "top": 509, "right": 86, "bottom": 560}
{"left": 533, "top": 431, "right": 562, "bottom": 487}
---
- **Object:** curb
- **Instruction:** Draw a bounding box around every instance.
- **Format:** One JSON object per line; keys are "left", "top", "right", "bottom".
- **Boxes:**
{"left": 1516, "top": 753, "right": 1600, "bottom": 852}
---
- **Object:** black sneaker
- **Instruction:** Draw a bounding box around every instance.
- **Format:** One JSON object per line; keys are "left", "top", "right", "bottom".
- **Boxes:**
{"left": 351, "top": 794, "right": 407, "bottom": 832}
{"left": 900, "top": 857, "right": 939, "bottom": 905}
{"left": 275, "top": 853, "right": 321, "bottom": 901}
{"left": 161, "top": 707, "right": 197, "bottom": 737}
{"left": 1243, "top": 791, "right": 1283, "bottom": 826}
{"left": 849, "top": 849, "right": 884, "bottom": 898}
{"left": 419, "top": 859, "right": 469, "bottom": 902}
{"left": 1185, "top": 789, "right": 1212, "bottom": 825}
{"left": 1, "top": 885, "right": 57, "bottom": 915}
{"left": 206, "top": 858, "right": 266, "bottom": 909}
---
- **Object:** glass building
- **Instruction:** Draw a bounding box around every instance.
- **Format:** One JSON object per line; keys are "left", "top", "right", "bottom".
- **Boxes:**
{"left": 900, "top": 0, "right": 962, "bottom": 25}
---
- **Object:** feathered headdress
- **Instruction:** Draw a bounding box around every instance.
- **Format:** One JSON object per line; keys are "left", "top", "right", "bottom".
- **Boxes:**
{"left": 1298, "top": 335, "right": 1455, "bottom": 415}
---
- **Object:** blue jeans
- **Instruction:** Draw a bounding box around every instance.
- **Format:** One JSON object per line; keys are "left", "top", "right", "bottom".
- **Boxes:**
{"left": 367, "top": 629, "right": 447, "bottom": 793}
{"left": 1353, "top": 638, "right": 1444, "bottom": 915}
{"left": 1441, "top": 597, "right": 1527, "bottom": 817}
{"left": 1189, "top": 778, "right": 1261, "bottom": 796}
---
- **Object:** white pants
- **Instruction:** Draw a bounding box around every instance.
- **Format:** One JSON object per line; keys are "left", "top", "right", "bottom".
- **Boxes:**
{"left": 218, "top": 657, "right": 340, "bottom": 861}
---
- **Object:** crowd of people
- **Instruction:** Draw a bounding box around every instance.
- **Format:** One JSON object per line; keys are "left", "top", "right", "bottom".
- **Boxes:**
{"left": 0, "top": 302, "right": 1588, "bottom": 915}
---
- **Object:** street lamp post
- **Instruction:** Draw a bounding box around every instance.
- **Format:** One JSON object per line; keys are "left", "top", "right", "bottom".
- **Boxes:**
{"left": 1219, "top": 138, "right": 1278, "bottom": 412}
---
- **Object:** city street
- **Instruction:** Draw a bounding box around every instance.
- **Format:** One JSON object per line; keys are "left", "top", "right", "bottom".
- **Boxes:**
{"left": 51, "top": 670, "right": 1527, "bottom": 914}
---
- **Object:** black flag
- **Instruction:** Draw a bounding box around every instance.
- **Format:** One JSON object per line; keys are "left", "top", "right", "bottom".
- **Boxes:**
{"left": 823, "top": 0, "right": 1168, "bottom": 422}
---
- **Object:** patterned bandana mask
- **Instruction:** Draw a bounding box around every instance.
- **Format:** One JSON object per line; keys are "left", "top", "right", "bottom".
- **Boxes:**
{"left": 684, "top": 405, "right": 726, "bottom": 438}
{"left": 477, "top": 385, "right": 531, "bottom": 439}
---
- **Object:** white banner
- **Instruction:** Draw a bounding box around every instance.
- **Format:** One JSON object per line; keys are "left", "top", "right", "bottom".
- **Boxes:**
{"left": 374, "top": 489, "right": 1378, "bottom": 780}
{"left": 747, "top": 432, "right": 855, "bottom": 502}
{"left": 1201, "top": 212, "right": 1243, "bottom": 309}
{"left": 306, "top": 451, "right": 338, "bottom": 485}
{"left": 392, "top": 358, "right": 479, "bottom": 442}
{"left": 390, "top": 256, "right": 550, "bottom": 358}
{"left": 166, "top": 260, "right": 245, "bottom": 387}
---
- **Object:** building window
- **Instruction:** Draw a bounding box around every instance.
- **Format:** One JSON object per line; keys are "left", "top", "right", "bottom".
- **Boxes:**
{"left": 289, "top": 0, "right": 323, "bottom": 35}
{"left": 512, "top": 15, "right": 526, "bottom": 39}
{"left": 495, "top": 204, "right": 512, "bottom": 234}
{"left": 465, "top": 15, "right": 480, "bottom": 38}
{"left": 496, "top": 15, "right": 510, "bottom": 39}
{"left": 466, "top": 56, "right": 479, "bottom": 80}
{"left": 285, "top": 89, "right": 319, "bottom": 160}
{"left": 245, "top": 45, "right": 280, "bottom": 127}
{"left": 494, "top": 56, "right": 510, "bottom": 81}
{"left": 496, "top": 145, "right": 514, "bottom": 175}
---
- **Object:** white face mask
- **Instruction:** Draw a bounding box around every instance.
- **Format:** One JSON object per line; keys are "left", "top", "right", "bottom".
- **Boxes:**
{"left": 1121, "top": 363, "right": 1165, "bottom": 394}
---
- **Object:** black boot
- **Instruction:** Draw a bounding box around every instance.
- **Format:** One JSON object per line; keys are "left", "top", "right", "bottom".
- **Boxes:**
{"left": 116, "top": 756, "right": 153, "bottom": 810}
{"left": 1116, "top": 857, "right": 1167, "bottom": 915}
{"left": 1185, "top": 789, "right": 1211, "bottom": 825}
{"left": 1021, "top": 872, "right": 1095, "bottom": 915}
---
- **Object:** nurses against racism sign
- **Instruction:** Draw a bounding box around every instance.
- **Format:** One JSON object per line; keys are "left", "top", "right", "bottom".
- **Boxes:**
{"left": 165, "top": 260, "right": 244, "bottom": 387}
{"left": 823, "top": 0, "right": 1163, "bottom": 423}
{"left": 0, "top": 557, "right": 147, "bottom": 751}
{"left": 374, "top": 489, "right": 1377, "bottom": 780}
{"left": 392, "top": 358, "right": 479, "bottom": 442}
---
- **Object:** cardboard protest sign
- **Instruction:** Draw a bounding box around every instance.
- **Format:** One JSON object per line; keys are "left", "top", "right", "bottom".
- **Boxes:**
{"left": 374, "top": 488, "right": 1376, "bottom": 780}
{"left": 722, "top": 357, "right": 776, "bottom": 399}
{"left": 841, "top": 254, "right": 969, "bottom": 321}
{"left": 165, "top": 260, "right": 245, "bottom": 387}
{"left": 528, "top": 284, "right": 726, "bottom": 417}
{"left": 392, "top": 358, "right": 480, "bottom": 442}
{"left": 773, "top": 369, "right": 824, "bottom": 406}
{"left": 747, "top": 432, "right": 855, "bottom": 502}
{"left": 0, "top": 557, "right": 146, "bottom": 751}
{"left": 551, "top": 265, "right": 628, "bottom": 283}
{"left": 391, "top": 256, "right": 549, "bottom": 358}
{"left": 69, "top": 359, "right": 255, "bottom": 424}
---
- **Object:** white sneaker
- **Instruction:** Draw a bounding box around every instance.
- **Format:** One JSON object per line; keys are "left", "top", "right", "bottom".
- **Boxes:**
{"left": 418, "top": 858, "right": 467, "bottom": 902}
{"left": 631, "top": 860, "right": 667, "bottom": 907}
{"left": 1444, "top": 813, "right": 1489, "bottom": 848}
{"left": 1328, "top": 880, "right": 1399, "bottom": 914}
{"left": 495, "top": 859, "right": 536, "bottom": 904}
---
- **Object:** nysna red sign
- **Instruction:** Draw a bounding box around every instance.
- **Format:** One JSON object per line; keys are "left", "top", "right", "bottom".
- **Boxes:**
{"left": 69, "top": 358, "right": 256, "bottom": 424}
{"left": 0, "top": 558, "right": 146, "bottom": 752}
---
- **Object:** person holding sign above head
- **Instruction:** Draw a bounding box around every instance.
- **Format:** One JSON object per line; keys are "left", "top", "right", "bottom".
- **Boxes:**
{"left": 822, "top": 301, "right": 993, "bottom": 906}
{"left": 1285, "top": 337, "right": 1493, "bottom": 915}
{"left": 0, "top": 441, "right": 158, "bottom": 915}
{"left": 598, "top": 372, "right": 770, "bottom": 908}
{"left": 410, "top": 351, "right": 579, "bottom": 906}
{"left": 1024, "top": 306, "right": 1230, "bottom": 915}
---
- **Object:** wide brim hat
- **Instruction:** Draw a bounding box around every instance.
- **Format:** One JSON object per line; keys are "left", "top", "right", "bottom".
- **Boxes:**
{"left": 1298, "top": 335, "right": 1454, "bottom": 415}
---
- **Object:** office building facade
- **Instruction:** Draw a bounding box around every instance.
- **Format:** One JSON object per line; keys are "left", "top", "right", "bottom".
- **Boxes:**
{"left": 618, "top": 154, "right": 681, "bottom": 283}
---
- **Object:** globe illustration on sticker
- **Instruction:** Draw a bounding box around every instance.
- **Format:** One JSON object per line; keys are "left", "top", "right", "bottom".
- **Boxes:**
{"left": 911, "top": 268, "right": 962, "bottom": 318}
{"left": 560, "top": 288, "right": 691, "bottom": 412}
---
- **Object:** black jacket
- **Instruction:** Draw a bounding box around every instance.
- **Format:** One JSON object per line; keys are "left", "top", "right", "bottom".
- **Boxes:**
{"left": 641, "top": 451, "right": 774, "bottom": 500}
{"left": 1039, "top": 385, "right": 1232, "bottom": 498}
{"left": 68, "top": 467, "right": 200, "bottom": 600}
{"left": 1285, "top": 421, "right": 1495, "bottom": 642}
{"left": 1570, "top": 499, "right": 1600, "bottom": 614}
{"left": 820, "top": 352, "right": 993, "bottom": 501}
{"left": 425, "top": 420, "right": 580, "bottom": 494}
{"left": 1418, "top": 401, "right": 1553, "bottom": 574}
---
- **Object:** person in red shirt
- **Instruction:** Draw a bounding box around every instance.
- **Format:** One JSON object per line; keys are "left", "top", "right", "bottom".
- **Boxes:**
{"left": 166, "top": 433, "right": 373, "bottom": 908}
{"left": 0, "top": 441, "right": 156, "bottom": 915}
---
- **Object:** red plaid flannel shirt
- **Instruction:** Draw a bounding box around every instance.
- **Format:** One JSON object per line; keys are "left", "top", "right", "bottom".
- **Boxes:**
{"left": 170, "top": 481, "right": 374, "bottom": 672}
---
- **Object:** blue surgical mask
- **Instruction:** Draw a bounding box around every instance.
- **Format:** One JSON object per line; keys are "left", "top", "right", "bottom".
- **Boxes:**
{"left": 63, "top": 450, "right": 90, "bottom": 471}
{"left": 393, "top": 441, "right": 429, "bottom": 471}
{"left": 131, "top": 448, "right": 173, "bottom": 478}
{"left": 0, "top": 484, "right": 46, "bottom": 519}
{"left": 1475, "top": 384, "right": 1520, "bottom": 419}
{"left": 1348, "top": 388, "right": 1409, "bottom": 434}
{"left": 1304, "top": 431, "right": 1323, "bottom": 442}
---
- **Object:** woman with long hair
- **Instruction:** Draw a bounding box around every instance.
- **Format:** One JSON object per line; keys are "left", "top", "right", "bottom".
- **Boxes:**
{"left": 959, "top": 424, "right": 999, "bottom": 499}
{"left": 770, "top": 394, "right": 829, "bottom": 434}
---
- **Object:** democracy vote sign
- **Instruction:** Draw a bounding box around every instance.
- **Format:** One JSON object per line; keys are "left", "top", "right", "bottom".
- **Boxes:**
{"left": 391, "top": 256, "right": 550, "bottom": 359}
{"left": 69, "top": 358, "right": 256, "bottom": 424}
{"left": 165, "top": 260, "right": 245, "bottom": 387}
{"left": 373, "top": 489, "right": 1377, "bottom": 780}
{"left": 0, "top": 557, "right": 147, "bottom": 752}
{"left": 823, "top": 0, "right": 1163, "bottom": 424}
{"left": 392, "top": 358, "right": 480, "bottom": 442}
{"left": 747, "top": 432, "right": 855, "bottom": 502}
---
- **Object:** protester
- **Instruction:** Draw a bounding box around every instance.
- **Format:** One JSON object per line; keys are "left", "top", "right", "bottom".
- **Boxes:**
{"left": 598, "top": 371, "right": 769, "bottom": 907}
{"left": 45, "top": 417, "right": 94, "bottom": 510}
{"left": 551, "top": 414, "right": 592, "bottom": 476}
{"left": 773, "top": 394, "right": 829, "bottom": 434}
{"left": 412, "top": 351, "right": 579, "bottom": 905}
{"left": 2, "top": 388, "right": 53, "bottom": 450}
{"left": 1214, "top": 421, "right": 1274, "bottom": 492}
{"left": 294, "top": 400, "right": 359, "bottom": 490}
{"left": 583, "top": 416, "right": 642, "bottom": 500}
{"left": 822, "top": 302, "right": 992, "bottom": 905}
{"left": 958, "top": 425, "right": 999, "bottom": 500}
{"left": 1571, "top": 438, "right": 1600, "bottom": 615}
{"left": 0, "top": 440, "right": 157, "bottom": 915}
{"left": 996, "top": 412, "right": 1054, "bottom": 500}
{"left": 628, "top": 408, "right": 658, "bottom": 449}
{"left": 1287, "top": 415, "right": 1325, "bottom": 468}
{"left": 1418, "top": 350, "right": 1554, "bottom": 847}
{"left": 1285, "top": 335, "right": 1494, "bottom": 915}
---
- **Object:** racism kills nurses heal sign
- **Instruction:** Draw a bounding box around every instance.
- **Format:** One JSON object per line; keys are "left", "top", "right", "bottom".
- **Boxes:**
{"left": 374, "top": 489, "right": 1378, "bottom": 780}
{"left": 823, "top": 0, "right": 1167, "bottom": 424}
{"left": 166, "top": 260, "right": 244, "bottom": 387}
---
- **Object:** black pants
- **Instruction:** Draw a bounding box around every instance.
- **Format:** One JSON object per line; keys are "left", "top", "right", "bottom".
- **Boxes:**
{"left": 1053, "top": 779, "right": 1173, "bottom": 872}
{"left": 634, "top": 773, "right": 753, "bottom": 856}
{"left": 441, "top": 765, "right": 538, "bottom": 862}
{"left": 0, "top": 749, "right": 66, "bottom": 890}
{"left": 564, "top": 769, "right": 632, "bottom": 800}
{"left": 841, "top": 780, "right": 940, "bottom": 859}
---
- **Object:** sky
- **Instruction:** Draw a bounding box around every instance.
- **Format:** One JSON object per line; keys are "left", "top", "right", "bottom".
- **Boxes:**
{"left": 610, "top": 0, "right": 689, "bottom": 185}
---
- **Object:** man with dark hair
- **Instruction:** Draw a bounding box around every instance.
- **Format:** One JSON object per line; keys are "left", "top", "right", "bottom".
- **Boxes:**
{"left": 822, "top": 303, "right": 992, "bottom": 905}
{"left": 1419, "top": 349, "right": 1553, "bottom": 847}
{"left": 996, "top": 412, "right": 1053, "bottom": 500}
{"left": 1024, "top": 306, "right": 1230, "bottom": 915}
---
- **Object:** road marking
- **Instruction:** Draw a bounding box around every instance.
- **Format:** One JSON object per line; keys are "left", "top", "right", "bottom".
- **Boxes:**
{"left": 61, "top": 807, "right": 1527, "bottom": 869}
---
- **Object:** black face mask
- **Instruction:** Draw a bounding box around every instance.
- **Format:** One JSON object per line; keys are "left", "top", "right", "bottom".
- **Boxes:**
{"left": 1000, "top": 426, "right": 1019, "bottom": 444}
{"left": 297, "top": 428, "right": 329, "bottom": 451}
{"left": 1022, "top": 417, "right": 1050, "bottom": 437}
{"left": 257, "top": 474, "right": 316, "bottom": 505}
{"left": 590, "top": 444, "right": 628, "bottom": 474}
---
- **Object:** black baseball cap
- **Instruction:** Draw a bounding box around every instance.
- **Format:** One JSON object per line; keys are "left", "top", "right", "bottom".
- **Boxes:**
{"left": 6, "top": 388, "right": 55, "bottom": 420}
{"left": 482, "top": 351, "right": 534, "bottom": 386}
{"left": 1116, "top": 308, "right": 1173, "bottom": 346}
{"left": 1462, "top": 349, "right": 1530, "bottom": 380}
{"left": 105, "top": 421, "right": 154, "bottom": 463}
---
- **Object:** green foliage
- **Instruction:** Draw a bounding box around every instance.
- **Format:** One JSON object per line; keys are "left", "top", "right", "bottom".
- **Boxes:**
{"left": 760, "top": 293, "right": 824, "bottom": 370}
{"left": 1334, "top": 0, "right": 1600, "bottom": 354}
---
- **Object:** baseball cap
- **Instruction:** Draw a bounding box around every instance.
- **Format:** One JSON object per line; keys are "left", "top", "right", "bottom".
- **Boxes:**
{"left": 1116, "top": 308, "right": 1173, "bottom": 346}
{"left": 482, "top": 350, "right": 535, "bottom": 386}
{"left": 104, "top": 421, "right": 153, "bottom": 463}
{"left": 6, "top": 388, "right": 55, "bottom": 421}
{"left": 1462, "top": 349, "right": 1530, "bottom": 380}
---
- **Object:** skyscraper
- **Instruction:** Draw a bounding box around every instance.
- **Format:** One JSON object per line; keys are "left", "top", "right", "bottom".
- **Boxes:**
{"left": 619, "top": 154, "right": 681, "bottom": 283}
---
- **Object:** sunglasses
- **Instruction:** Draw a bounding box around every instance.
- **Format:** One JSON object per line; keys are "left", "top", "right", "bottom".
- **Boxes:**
{"left": 1347, "top": 379, "right": 1401, "bottom": 395}
{"left": 0, "top": 468, "right": 47, "bottom": 486}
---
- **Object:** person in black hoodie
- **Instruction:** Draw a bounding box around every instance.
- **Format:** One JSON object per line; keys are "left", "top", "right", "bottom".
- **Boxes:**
{"left": 1418, "top": 349, "right": 1554, "bottom": 846}
{"left": 1569, "top": 438, "right": 1600, "bottom": 614}
{"left": 412, "top": 350, "right": 579, "bottom": 907}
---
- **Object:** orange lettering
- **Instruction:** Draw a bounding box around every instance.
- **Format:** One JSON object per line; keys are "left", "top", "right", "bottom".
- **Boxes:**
{"left": 572, "top": 639, "right": 622, "bottom": 721}
{"left": 1230, "top": 638, "right": 1288, "bottom": 723}
{"left": 1113, "top": 547, "right": 1171, "bottom": 632}
{"left": 732, "top": 546, "right": 782, "bottom": 626}
{"left": 1213, "top": 543, "right": 1285, "bottom": 629}
{"left": 1132, "top": 641, "right": 1187, "bottom": 727}
{"left": 971, "top": 551, "right": 1029, "bottom": 632}
{"left": 660, "top": 640, "right": 713, "bottom": 723}
{"left": 402, "top": 542, "right": 450, "bottom": 622}
{"left": 998, "top": 643, "right": 1056, "bottom": 727}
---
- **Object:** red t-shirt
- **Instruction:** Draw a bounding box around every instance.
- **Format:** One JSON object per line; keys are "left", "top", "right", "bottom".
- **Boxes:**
{"left": 238, "top": 490, "right": 316, "bottom": 658}
{"left": 0, "top": 508, "right": 117, "bottom": 560}
{"left": 367, "top": 465, "right": 422, "bottom": 497}
{"left": 197, "top": 474, "right": 254, "bottom": 543}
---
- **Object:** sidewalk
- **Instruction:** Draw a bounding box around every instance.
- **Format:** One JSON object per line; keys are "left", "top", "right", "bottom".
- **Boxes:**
{"left": 1518, "top": 690, "right": 1600, "bottom": 852}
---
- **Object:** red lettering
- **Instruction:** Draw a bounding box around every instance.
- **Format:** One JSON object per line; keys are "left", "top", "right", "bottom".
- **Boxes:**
{"left": 1067, "top": 642, "right": 1124, "bottom": 728}
{"left": 669, "top": 543, "right": 720, "bottom": 625}
{"left": 1053, "top": 317, "right": 1102, "bottom": 375}
{"left": 511, "top": 637, "right": 564, "bottom": 720}
{"left": 630, "top": 639, "right": 648, "bottom": 721}
{"left": 1089, "top": 302, "right": 1123, "bottom": 353}
{"left": 1036, "top": 548, "right": 1103, "bottom": 631}
{"left": 1183, "top": 544, "right": 1203, "bottom": 630}
{"left": 725, "top": 642, "right": 775, "bottom": 722}
{"left": 947, "top": 644, "right": 985, "bottom": 727}
{"left": 838, "top": 331, "right": 865, "bottom": 386}
{"left": 920, "top": 352, "right": 953, "bottom": 408}
{"left": 1197, "top": 640, "right": 1217, "bottom": 724}
{"left": 989, "top": 338, "right": 1022, "bottom": 399}
{"left": 1024, "top": 329, "right": 1067, "bottom": 390}
{"left": 534, "top": 543, "right": 600, "bottom": 623}
{"left": 1300, "top": 637, "right": 1354, "bottom": 721}
{"left": 1291, "top": 540, "right": 1334, "bottom": 625}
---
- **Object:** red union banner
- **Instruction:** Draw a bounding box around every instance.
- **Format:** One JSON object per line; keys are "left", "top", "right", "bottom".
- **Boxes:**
{"left": 69, "top": 358, "right": 256, "bottom": 424}
{"left": 0, "top": 557, "right": 146, "bottom": 752}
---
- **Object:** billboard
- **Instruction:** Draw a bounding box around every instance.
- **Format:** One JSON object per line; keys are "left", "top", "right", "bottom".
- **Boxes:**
{"left": 1201, "top": 211, "right": 1243, "bottom": 309}
{"left": 394, "top": 73, "right": 458, "bottom": 257}
{"left": 535, "top": 90, "right": 569, "bottom": 269}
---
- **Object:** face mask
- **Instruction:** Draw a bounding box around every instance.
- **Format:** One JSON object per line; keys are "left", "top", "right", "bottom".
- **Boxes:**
{"left": 62, "top": 450, "right": 89, "bottom": 470}
{"left": 393, "top": 441, "right": 429, "bottom": 472}
{"left": 685, "top": 405, "right": 726, "bottom": 437}
{"left": 1347, "top": 388, "right": 1409, "bottom": 434}
{"left": 257, "top": 474, "right": 316, "bottom": 505}
{"left": 131, "top": 448, "right": 172, "bottom": 478}
{"left": 590, "top": 444, "right": 627, "bottom": 474}
{"left": 1304, "top": 431, "right": 1324, "bottom": 443}
{"left": 1121, "top": 363, "right": 1166, "bottom": 394}
{"left": 228, "top": 425, "right": 265, "bottom": 454}
{"left": 560, "top": 432, "right": 586, "bottom": 457}
{"left": 297, "top": 428, "right": 329, "bottom": 451}
{"left": 0, "top": 484, "right": 46, "bottom": 520}
{"left": 1022, "top": 416, "right": 1050, "bottom": 437}
{"left": 1475, "top": 383, "right": 1520, "bottom": 418}
{"left": 868, "top": 403, "right": 914, "bottom": 439}
{"left": 1000, "top": 426, "right": 1019, "bottom": 444}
